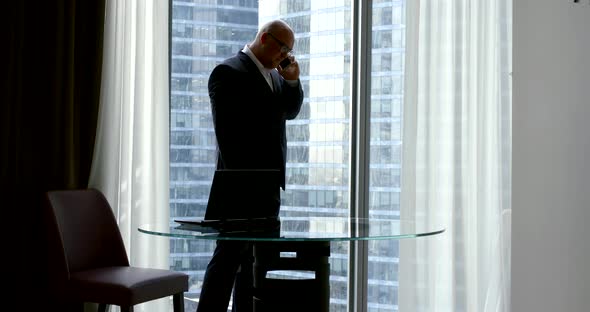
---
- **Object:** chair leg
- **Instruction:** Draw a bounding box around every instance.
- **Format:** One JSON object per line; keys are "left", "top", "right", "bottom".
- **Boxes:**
{"left": 98, "top": 303, "right": 109, "bottom": 312}
{"left": 173, "top": 293, "right": 185, "bottom": 312}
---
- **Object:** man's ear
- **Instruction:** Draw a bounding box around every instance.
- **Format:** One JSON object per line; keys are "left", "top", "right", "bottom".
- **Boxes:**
{"left": 260, "top": 32, "right": 269, "bottom": 45}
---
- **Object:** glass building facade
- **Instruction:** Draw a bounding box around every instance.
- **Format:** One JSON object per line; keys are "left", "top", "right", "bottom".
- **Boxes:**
{"left": 170, "top": 1, "right": 405, "bottom": 311}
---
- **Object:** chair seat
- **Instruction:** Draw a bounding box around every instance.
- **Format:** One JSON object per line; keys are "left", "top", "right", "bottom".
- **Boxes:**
{"left": 68, "top": 266, "right": 188, "bottom": 307}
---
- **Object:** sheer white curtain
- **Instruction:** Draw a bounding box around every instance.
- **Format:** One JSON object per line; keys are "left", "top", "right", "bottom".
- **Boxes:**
{"left": 399, "top": 0, "right": 512, "bottom": 311}
{"left": 88, "top": 0, "right": 170, "bottom": 311}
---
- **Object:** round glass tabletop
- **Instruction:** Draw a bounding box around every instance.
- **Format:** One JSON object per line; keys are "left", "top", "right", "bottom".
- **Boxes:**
{"left": 139, "top": 217, "right": 445, "bottom": 242}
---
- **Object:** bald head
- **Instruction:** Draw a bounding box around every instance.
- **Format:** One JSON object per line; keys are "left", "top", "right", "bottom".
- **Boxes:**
{"left": 254, "top": 20, "right": 294, "bottom": 43}
{"left": 249, "top": 20, "right": 295, "bottom": 69}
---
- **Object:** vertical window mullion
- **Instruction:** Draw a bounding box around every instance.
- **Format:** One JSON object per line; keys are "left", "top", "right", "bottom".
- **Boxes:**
{"left": 349, "top": 0, "right": 372, "bottom": 312}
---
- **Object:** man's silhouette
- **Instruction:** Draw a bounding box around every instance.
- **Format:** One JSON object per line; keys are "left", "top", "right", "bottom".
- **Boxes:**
{"left": 197, "top": 19, "right": 304, "bottom": 312}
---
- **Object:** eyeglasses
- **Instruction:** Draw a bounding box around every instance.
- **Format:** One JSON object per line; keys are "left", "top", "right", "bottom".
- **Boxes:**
{"left": 267, "top": 33, "right": 293, "bottom": 54}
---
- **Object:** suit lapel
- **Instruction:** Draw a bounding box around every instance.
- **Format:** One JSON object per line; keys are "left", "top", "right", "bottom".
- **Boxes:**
{"left": 270, "top": 70, "right": 281, "bottom": 94}
{"left": 237, "top": 52, "right": 275, "bottom": 94}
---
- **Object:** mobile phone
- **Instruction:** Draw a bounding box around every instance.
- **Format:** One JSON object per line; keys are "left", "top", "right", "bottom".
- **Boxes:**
{"left": 279, "top": 57, "right": 292, "bottom": 69}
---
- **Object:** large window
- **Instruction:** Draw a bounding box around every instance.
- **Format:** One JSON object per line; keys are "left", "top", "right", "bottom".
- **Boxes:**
{"left": 170, "top": 1, "right": 405, "bottom": 311}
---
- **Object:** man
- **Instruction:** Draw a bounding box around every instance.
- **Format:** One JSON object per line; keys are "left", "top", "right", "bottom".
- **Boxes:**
{"left": 197, "top": 20, "right": 304, "bottom": 312}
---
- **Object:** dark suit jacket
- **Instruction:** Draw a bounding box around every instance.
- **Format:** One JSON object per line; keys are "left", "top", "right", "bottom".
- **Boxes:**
{"left": 208, "top": 51, "right": 304, "bottom": 189}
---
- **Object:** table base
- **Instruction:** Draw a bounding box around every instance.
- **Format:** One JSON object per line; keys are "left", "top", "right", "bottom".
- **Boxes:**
{"left": 253, "top": 241, "right": 331, "bottom": 312}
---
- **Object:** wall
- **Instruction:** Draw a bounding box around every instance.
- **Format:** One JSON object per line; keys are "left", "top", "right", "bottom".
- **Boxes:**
{"left": 513, "top": 1, "right": 590, "bottom": 311}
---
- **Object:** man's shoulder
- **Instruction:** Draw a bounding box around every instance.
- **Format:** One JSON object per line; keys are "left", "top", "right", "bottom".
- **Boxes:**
{"left": 209, "top": 51, "right": 253, "bottom": 83}
{"left": 217, "top": 52, "right": 249, "bottom": 70}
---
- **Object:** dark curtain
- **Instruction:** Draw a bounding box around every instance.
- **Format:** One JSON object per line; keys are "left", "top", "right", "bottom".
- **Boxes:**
{"left": 1, "top": 1, "right": 105, "bottom": 310}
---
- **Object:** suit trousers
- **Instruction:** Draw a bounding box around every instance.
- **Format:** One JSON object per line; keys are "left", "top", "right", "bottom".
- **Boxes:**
{"left": 197, "top": 240, "right": 254, "bottom": 312}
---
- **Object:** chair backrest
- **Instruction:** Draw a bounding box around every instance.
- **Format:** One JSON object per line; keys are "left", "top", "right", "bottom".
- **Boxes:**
{"left": 45, "top": 189, "right": 129, "bottom": 277}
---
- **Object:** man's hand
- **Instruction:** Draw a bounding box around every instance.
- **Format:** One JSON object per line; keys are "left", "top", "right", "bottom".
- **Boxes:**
{"left": 279, "top": 55, "right": 300, "bottom": 80}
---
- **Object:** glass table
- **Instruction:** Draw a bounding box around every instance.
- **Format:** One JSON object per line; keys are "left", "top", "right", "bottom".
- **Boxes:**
{"left": 139, "top": 217, "right": 444, "bottom": 312}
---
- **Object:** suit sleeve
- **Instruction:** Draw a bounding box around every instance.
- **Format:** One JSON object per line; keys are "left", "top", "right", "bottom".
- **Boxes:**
{"left": 280, "top": 79, "right": 304, "bottom": 120}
